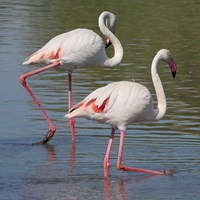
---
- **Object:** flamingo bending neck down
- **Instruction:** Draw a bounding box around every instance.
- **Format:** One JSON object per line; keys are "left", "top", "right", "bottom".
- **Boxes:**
{"left": 66, "top": 49, "right": 177, "bottom": 177}
{"left": 19, "top": 11, "right": 123, "bottom": 144}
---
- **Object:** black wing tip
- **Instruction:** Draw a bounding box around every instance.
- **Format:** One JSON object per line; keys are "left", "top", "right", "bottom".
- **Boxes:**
{"left": 69, "top": 108, "right": 76, "bottom": 113}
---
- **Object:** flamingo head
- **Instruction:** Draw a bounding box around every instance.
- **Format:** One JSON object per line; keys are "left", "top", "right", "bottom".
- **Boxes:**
{"left": 105, "top": 39, "right": 112, "bottom": 48}
{"left": 102, "top": 11, "right": 117, "bottom": 48}
{"left": 158, "top": 49, "right": 177, "bottom": 78}
{"left": 168, "top": 57, "right": 177, "bottom": 78}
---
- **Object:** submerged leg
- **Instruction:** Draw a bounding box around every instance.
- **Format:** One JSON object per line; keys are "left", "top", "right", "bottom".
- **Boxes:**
{"left": 20, "top": 62, "right": 61, "bottom": 144}
{"left": 104, "top": 128, "right": 115, "bottom": 177}
{"left": 68, "top": 72, "right": 75, "bottom": 141}
{"left": 117, "top": 130, "right": 170, "bottom": 175}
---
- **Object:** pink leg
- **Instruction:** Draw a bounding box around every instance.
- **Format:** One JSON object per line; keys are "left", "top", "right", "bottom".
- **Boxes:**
{"left": 104, "top": 128, "right": 115, "bottom": 177}
{"left": 68, "top": 73, "right": 75, "bottom": 141}
{"left": 117, "top": 130, "right": 170, "bottom": 175}
{"left": 19, "top": 62, "right": 61, "bottom": 144}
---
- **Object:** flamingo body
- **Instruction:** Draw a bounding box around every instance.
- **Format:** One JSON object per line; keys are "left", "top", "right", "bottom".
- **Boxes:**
{"left": 67, "top": 81, "right": 156, "bottom": 130}
{"left": 66, "top": 49, "right": 177, "bottom": 177}
{"left": 23, "top": 29, "right": 108, "bottom": 70}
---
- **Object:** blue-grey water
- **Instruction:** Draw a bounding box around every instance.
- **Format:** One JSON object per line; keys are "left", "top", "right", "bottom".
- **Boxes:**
{"left": 0, "top": 1, "right": 200, "bottom": 199}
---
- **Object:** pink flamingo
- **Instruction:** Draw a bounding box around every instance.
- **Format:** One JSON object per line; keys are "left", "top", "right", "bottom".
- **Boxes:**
{"left": 20, "top": 11, "right": 123, "bottom": 144}
{"left": 66, "top": 49, "right": 177, "bottom": 177}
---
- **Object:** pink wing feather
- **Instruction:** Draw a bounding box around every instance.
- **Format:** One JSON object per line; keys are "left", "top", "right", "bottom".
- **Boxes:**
{"left": 23, "top": 33, "right": 65, "bottom": 64}
{"left": 66, "top": 82, "right": 123, "bottom": 119}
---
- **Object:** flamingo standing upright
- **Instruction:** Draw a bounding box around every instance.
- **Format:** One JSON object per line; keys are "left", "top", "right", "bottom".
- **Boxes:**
{"left": 66, "top": 49, "right": 177, "bottom": 177}
{"left": 20, "top": 11, "right": 123, "bottom": 144}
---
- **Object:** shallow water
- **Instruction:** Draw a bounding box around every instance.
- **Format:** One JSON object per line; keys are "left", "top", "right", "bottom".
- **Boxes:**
{"left": 0, "top": 0, "right": 200, "bottom": 199}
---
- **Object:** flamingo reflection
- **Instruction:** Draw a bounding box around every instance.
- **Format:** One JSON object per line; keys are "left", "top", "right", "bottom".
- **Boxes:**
{"left": 44, "top": 142, "right": 76, "bottom": 174}
{"left": 42, "top": 143, "right": 160, "bottom": 199}
{"left": 103, "top": 175, "right": 160, "bottom": 200}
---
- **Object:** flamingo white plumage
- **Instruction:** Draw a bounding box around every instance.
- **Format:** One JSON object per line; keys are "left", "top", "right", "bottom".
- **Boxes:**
{"left": 20, "top": 11, "right": 123, "bottom": 144}
{"left": 66, "top": 49, "right": 177, "bottom": 177}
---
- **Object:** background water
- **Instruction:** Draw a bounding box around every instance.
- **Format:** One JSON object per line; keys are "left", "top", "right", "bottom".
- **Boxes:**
{"left": 0, "top": 0, "right": 200, "bottom": 199}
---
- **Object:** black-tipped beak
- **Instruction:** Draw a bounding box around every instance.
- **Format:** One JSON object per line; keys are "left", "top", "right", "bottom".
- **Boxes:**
{"left": 105, "top": 40, "right": 112, "bottom": 48}
{"left": 172, "top": 71, "right": 176, "bottom": 78}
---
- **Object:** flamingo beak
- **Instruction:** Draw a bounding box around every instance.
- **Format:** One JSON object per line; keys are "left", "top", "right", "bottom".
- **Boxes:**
{"left": 172, "top": 71, "right": 176, "bottom": 78}
{"left": 105, "top": 39, "right": 112, "bottom": 48}
{"left": 168, "top": 58, "right": 177, "bottom": 78}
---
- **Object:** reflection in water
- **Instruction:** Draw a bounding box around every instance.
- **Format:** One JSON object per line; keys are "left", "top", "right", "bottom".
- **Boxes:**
{"left": 104, "top": 177, "right": 112, "bottom": 200}
{"left": 69, "top": 142, "right": 76, "bottom": 174}
{"left": 45, "top": 142, "right": 76, "bottom": 174}
{"left": 103, "top": 175, "right": 159, "bottom": 200}
{"left": 45, "top": 144, "right": 57, "bottom": 161}
{"left": 104, "top": 177, "right": 127, "bottom": 200}
{"left": 27, "top": 143, "right": 162, "bottom": 200}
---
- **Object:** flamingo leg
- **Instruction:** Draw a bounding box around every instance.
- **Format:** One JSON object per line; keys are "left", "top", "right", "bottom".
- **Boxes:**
{"left": 104, "top": 128, "right": 115, "bottom": 177}
{"left": 117, "top": 130, "right": 166, "bottom": 175}
{"left": 20, "top": 62, "right": 61, "bottom": 144}
{"left": 68, "top": 72, "right": 75, "bottom": 141}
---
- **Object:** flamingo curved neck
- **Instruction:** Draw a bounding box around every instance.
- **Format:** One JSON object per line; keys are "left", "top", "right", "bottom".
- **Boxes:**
{"left": 151, "top": 54, "right": 167, "bottom": 121}
{"left": 98, "top": 12, "right": 123, "bottom": 67}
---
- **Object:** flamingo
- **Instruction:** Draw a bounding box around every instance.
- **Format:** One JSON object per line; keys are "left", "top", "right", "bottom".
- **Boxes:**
{"left": 66, "top": 49, "right": 177, "bottom": 177}
{"left": 20, "top": 11, "right": 123, "bottom": 144}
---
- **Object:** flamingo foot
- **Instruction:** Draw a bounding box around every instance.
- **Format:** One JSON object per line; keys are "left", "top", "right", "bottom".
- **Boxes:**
{"left": 117, "top": 165, "right": 170, "bottom": 175}
{"left": 32, "top": 128, "right": 56, "bottom": 145}
{"left": 160, "top": 169, "right": 174, "bottom": 175}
